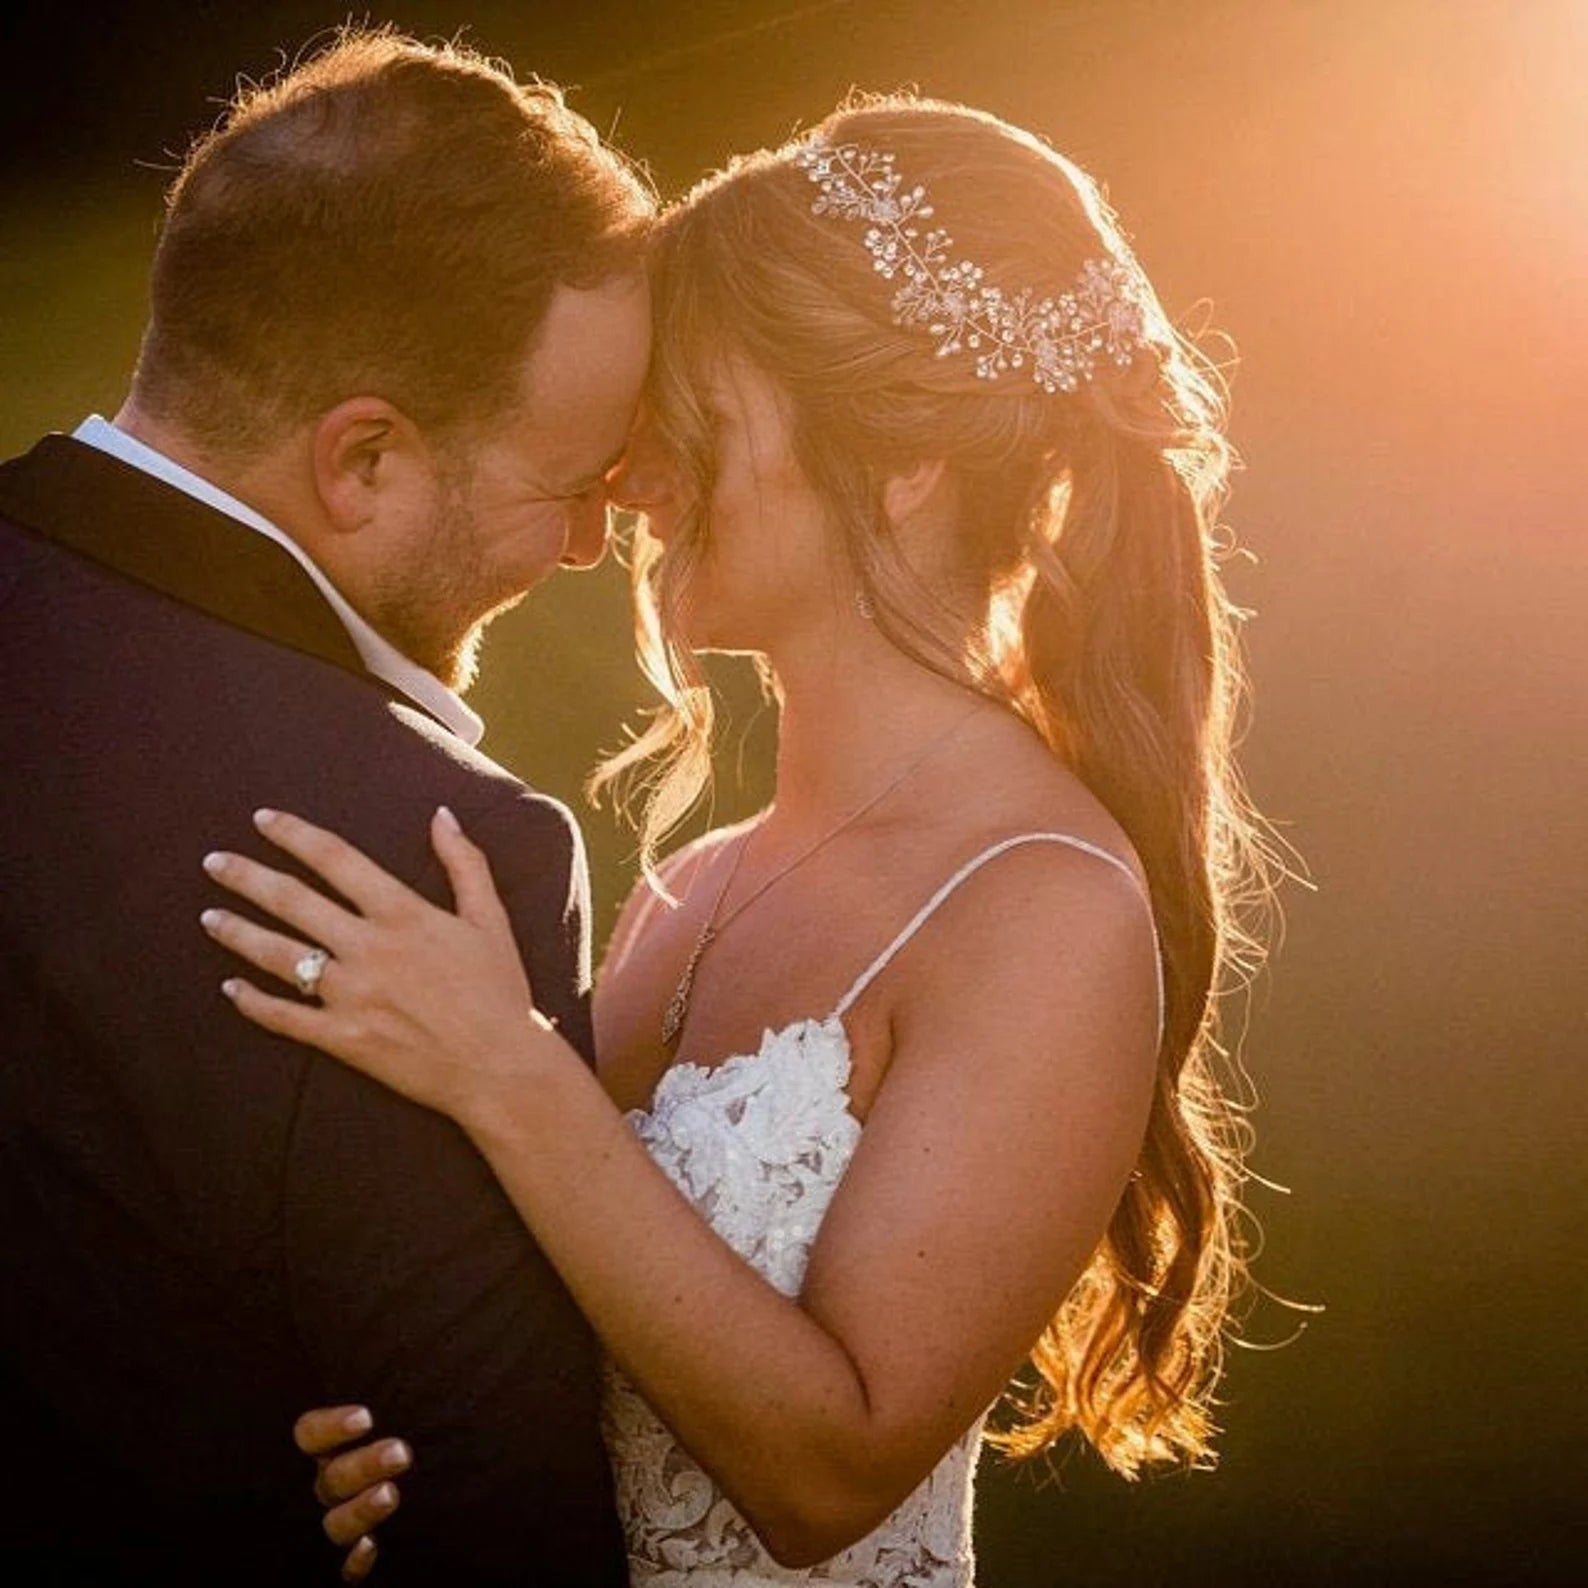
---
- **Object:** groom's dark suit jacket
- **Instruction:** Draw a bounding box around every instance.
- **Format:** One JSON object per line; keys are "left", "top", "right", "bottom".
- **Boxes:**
{"left": 0, "top": 436, "right": 627, "bottom": 1586}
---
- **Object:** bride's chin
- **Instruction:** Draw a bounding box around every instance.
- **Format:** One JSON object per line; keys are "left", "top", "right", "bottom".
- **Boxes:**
{"left": 674, "top": 603, "right": 762, "bottom": 658}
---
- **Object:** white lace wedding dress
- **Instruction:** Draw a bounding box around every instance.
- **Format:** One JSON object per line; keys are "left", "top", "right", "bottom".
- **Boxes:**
{"left": 601, "top": 833, "right": 1158, "bottom": 1587}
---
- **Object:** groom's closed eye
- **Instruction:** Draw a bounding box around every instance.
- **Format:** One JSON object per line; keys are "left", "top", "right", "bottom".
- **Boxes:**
{"left": 540, "top": 445, "right": 631, "bottom": 504}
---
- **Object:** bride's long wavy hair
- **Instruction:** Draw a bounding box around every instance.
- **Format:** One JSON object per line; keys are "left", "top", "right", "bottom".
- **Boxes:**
{"left": 594, "top": 95, "right": 1278, "bottom": 1475}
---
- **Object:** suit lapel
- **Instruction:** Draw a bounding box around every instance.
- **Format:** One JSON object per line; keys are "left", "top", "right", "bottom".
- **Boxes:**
{"left": 0, "top": 433, "right": 373, "bottom": 685}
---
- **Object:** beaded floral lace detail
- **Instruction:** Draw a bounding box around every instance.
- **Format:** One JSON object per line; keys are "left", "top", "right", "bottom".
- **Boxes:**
{"left": 602, "top": 1015, "right": 983, "bottom": 1587}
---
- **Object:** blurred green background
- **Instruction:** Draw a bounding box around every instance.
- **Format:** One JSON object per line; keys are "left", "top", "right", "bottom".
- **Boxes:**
{"left": 2, "top": 2, "right": 1583, "bottom": 1581}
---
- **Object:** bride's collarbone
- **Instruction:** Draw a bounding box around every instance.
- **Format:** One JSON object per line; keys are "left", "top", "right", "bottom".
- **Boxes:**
{"left": 596, "top": 792, "right": 1115, "bottom": 1113}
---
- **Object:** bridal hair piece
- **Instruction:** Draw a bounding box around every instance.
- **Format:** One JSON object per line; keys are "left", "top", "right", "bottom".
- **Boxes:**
{"left": 791, "top": 134, "right": 1145, "bottom": 394}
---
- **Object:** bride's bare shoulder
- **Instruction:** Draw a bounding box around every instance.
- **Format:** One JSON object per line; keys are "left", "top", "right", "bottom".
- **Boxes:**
{"left": 941, "top": 716, "right": 1147, "bottom": 885}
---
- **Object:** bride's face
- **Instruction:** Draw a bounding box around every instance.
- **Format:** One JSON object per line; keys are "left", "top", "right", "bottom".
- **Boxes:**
{"left": 611, "top": 354, "right": 842, "bottom": 656}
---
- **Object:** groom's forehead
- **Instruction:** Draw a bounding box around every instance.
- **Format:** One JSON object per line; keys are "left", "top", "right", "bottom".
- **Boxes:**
{"left": 512, "top": 277, "right": 652, "bottom": 454}
{"left": 521, "top": 275, "right": 651, "bottom": 393}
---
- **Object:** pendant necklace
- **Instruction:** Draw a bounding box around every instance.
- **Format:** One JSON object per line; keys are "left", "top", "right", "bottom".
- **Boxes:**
{"left": 660, "top": 701, "right": 990, "bottom": 1048}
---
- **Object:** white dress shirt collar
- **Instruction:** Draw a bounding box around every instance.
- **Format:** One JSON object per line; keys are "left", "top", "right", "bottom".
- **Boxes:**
{"left": 72, "top": 416, "right": 484, "bottom": 746}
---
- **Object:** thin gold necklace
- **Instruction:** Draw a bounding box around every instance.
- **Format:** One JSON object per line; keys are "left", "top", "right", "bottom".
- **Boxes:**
{"left": 660, "top": 701, "right": 990, "bottom": 1048}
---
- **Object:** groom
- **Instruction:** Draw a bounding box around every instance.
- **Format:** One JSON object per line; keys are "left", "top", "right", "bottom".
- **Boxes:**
{"left": 0, "top": 31, "right": 651, "bottom": 1586}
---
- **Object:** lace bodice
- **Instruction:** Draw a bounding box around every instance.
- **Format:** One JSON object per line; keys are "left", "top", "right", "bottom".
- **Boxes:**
{"left": 603, "top": 1013, "right": 984, "bottom": 1587}
{"left": 600, "top": 834, "right": 1161, "bottom": 1587}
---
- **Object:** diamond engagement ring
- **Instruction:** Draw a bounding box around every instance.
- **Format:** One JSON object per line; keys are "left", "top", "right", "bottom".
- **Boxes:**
{"left": 292, "top": 947, "right": 331, "bottom": 999}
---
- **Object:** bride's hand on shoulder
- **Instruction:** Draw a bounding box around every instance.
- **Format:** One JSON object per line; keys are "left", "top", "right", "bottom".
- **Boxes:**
{"left": 294, "top": 1405, "right": 412, "bottom": 1583}
{"left": 199, "top": 806, "right": 566, "bottom": 1127}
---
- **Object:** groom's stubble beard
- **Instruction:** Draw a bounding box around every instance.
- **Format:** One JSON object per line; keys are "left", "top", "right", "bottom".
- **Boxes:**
{"left": 364, "top": 468, "right": 525, "bottom": 693}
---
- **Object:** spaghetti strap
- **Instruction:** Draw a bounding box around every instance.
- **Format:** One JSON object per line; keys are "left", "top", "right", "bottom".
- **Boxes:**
{"left": 830, "top": 832, "right": 1166, "bottom": 1039}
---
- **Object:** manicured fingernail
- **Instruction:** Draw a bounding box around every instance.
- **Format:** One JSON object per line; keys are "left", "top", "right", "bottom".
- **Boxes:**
{"left": 371, "top": 1483, "right": 397, "bottom": 1511}
{"left": 253, "top": 808, "right": 278, "bottom": 828}
{"left": 200, "top": 909, "right": 223, "bottom": 931}
{"left": 221, "top": 979, "right": 241, "bottom": 1000}
{"left": 344, "top": 1407, "right": 373, "bottom": 1435}
{"left": 380, "top": 1441, "right": 411, "bottom": 1472}
{"left": 202, "top": 852, "right": 227, "bottom": 875}
{"left": 435, "top": 805, "right": 460, "bottom": 834}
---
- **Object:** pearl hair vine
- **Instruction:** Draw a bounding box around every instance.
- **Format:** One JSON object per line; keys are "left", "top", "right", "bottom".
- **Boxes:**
{"left": 790, "top": 134, "right": 1146, "bottom": 394}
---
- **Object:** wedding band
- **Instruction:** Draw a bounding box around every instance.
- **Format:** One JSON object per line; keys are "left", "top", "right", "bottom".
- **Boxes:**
{"left": 292, "top": 947, "right": 331, "bottom": 999}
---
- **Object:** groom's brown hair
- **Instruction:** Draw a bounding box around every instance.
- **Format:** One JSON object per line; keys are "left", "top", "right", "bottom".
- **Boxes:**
{"left": 130, "top": 27, "right": 653, "bottom": 458}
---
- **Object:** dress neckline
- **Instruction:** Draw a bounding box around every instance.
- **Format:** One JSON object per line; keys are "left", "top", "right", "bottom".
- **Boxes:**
{"left": 637, "top": 1012, "right": 863, "bottom": 1130}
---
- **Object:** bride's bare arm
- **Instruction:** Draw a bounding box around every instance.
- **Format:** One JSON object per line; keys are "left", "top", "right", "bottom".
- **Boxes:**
{"left": 203, "top": 808, "right": 1157, "bottom": 1566}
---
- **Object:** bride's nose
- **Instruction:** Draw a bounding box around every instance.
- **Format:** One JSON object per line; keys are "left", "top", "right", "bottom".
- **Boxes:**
{"left": 607, "top": 428, "right": 680, "bottom": 514}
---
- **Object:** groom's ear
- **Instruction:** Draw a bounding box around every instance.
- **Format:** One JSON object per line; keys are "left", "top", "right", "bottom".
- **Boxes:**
{"left": 310, "top": 397, "right": 431, "bottom": 535}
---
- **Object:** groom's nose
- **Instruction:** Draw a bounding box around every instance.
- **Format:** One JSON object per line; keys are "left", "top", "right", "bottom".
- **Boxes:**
{"left": 558, "top": 489, "right": 613, "bottom": 570}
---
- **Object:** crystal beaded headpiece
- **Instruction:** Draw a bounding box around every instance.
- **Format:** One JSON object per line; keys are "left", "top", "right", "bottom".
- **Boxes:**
{"left": 791, "top": 134, "right": 1146, "bottom": 394}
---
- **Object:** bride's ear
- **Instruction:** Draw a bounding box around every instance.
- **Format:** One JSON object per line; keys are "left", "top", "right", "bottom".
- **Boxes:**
{"left": 310, "top": 398, "right": 428, "bottom": 535}
{"left": 880, "top": 458, "right": 948, "bottom": 532}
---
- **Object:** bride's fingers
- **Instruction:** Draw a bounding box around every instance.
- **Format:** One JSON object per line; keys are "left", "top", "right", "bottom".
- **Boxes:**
{"left": 295, "top": 1406, "right": 374, "bottom": 1457}
{"left": 220, "top": 976, "right": 326, "bottom": 1046}
{"left": 202, "top": 850, "right": 357, "bottom": 951}
{"left": 200, "top": 907, "right": 326, "bottom": 994}
{"left": 254, "top": 809, "right": 418, "bottom": 922}
{"left": 317, "top": 1439, "right": 413, "bottom": 1505}
{"left": 431, "top": 807, "right": 511, "bottom": 931}
{"left": 342, "top": 1534, "right": 378, "bottom": 1583}
{"left": 323, "top": 1480, "right": 401, "bottom": 1547}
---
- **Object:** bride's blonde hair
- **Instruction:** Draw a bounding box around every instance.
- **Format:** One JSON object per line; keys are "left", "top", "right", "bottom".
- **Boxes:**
{"left": 594, "top": 94, "right": 1278, "bottom": 1476}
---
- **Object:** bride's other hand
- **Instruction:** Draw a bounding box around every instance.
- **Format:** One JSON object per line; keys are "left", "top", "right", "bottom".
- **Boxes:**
{"left": 294, "top": 1405, "right": 412, "bottom": 1582}
{"left": 200, "top": 806, "right": 562, "bottom": 1126}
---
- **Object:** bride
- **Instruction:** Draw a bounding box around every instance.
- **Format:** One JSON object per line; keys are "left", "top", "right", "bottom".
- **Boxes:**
{"left": 200, "top": 95, "right": 1269, "bottom": 1584}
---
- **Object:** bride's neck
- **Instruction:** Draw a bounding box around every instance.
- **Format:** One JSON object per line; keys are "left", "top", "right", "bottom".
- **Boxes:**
{"left": 766, "top": 635, "right": 986, "bottom": 832}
